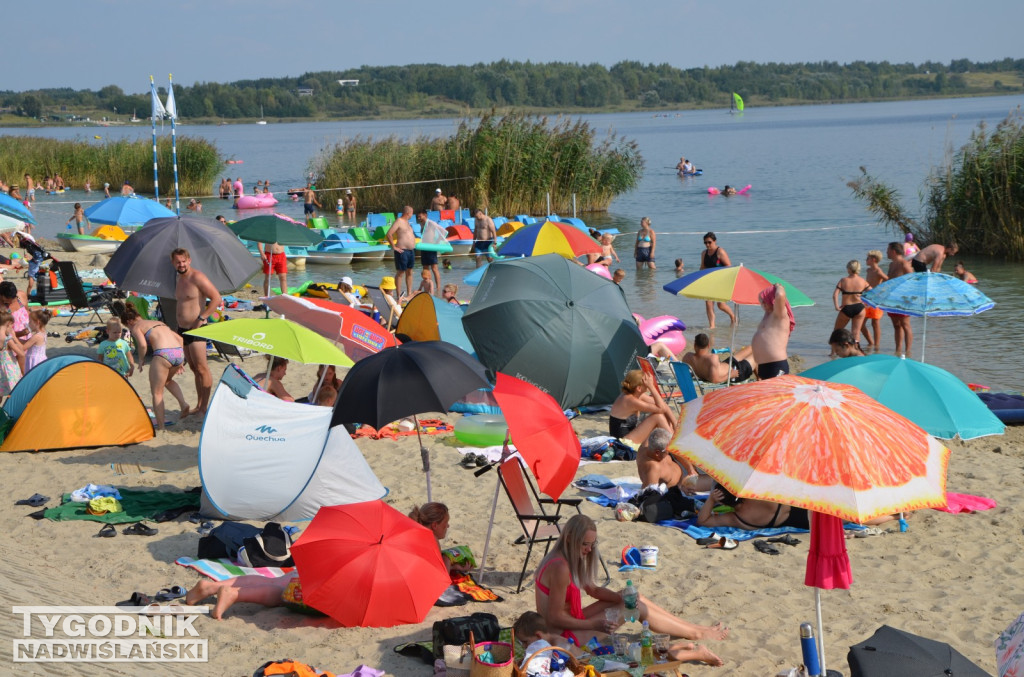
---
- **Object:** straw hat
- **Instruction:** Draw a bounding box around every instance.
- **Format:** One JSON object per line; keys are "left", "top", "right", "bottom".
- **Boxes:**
{"left": 380, "top": 276, "right": 396, "bottom": 291}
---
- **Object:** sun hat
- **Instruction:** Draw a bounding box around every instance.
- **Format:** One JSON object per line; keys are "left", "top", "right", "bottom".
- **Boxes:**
{"left": 435, "top": 188, "right": 442, "bottom": 193}
{"left": 380, "top": 276, "right": 396, "bottom": 291}
{"left": 346, "top": 189, "right": 352, "bottom": 194}
{"left": 340, "top": 276, "right": 353, "bottom": 287}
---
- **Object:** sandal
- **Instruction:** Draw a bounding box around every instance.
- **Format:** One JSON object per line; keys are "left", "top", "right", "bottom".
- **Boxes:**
{"left": 704, "top": 537, "right": 738, "bottom": 550}
{"left": 475, "top": 454, "right": 489, "bottom": 467}
{"left": 695, "top": 533, "right": 722, "bottom": 546}
{"left": 95, "top": 524, "right": 117, "bottom": 538}
{"left": 154, "top": 586, "right": 187, "bottom": 602}
{"left": 122, "top": 523, "right": 158, "bottom": 537}
{"left": 459, "top": 453, "right": 478, "bottom": 468}
{"left": 196, "top": 521, "right": 214, "bottom": 536}
{"left": 15, "top": 493, "right": 50, "bottom": 507}
{"left": 766, "top": 534, "right": 801, "bottom": 546}
{"left": 753, "top": 539, "right": 781, "bottom": 555}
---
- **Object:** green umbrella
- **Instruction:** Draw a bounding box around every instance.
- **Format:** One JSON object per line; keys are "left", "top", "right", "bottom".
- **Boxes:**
{"left": 185, "top": 318, "right": 353, "bottom": 368}
{"left": 746, "top": 267, "right": 814, "bottom": 308}
{"left": 229, "top": 214, "right": 325, "bottom": 246}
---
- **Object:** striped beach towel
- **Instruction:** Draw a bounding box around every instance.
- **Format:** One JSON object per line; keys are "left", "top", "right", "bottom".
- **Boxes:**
{"left": 175, "top": 557, "right": 294, "bottom": 581}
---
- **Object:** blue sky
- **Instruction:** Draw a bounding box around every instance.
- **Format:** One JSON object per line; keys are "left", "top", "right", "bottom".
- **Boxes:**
{"left": 9, "top": 0, "right": 1022, "bottom": 93}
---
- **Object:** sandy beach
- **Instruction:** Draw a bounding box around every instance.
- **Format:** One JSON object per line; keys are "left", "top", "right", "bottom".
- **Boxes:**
{"left": 0, "top": 246, "right": 1018, "bottom": 676}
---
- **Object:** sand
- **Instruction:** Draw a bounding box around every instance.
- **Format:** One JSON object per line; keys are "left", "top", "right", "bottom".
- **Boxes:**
{"left": 0, "top": 246, "right": 1019, "bottom": 676}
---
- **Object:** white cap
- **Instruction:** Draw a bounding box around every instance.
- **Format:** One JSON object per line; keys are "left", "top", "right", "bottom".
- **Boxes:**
{"left": 346, "top": 189, "right": 352, "bottom": 194}
{"left": 435, "top": 188, "right": 442, "bottom": 193}
{"left": 340, "top": 276, "right": 353, "bottom": 286}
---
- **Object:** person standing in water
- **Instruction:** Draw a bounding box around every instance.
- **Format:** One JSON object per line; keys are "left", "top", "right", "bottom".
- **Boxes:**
{"left": 698, "top": 232, "right": 737, "bottom": 329}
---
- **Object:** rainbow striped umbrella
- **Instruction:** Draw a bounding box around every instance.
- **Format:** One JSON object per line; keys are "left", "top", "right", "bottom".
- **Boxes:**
{"left": 497, "top": 220, "right": 601, "bottom": 259}
{"left": 663, "top": 264, "right": 813, "bottom": 307}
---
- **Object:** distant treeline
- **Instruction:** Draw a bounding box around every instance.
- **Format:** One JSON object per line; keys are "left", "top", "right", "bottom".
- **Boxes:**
{"left": 3, "top": 58, "right": 1022, "bottom": 120}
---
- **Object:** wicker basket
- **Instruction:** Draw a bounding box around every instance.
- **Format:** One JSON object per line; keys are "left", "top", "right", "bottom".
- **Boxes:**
{"left": 469, "top": 630, "right": 514, "bottom": 677}
{"left": 512, "top": 644, "right": 597, "bottom": 677}
{"left": 444, "top": 643, "right": 473, "bottom": 677}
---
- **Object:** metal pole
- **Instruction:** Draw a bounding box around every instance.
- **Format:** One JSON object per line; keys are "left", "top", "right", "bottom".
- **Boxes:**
{"left": 415, "top": 414, "right": 431, "bottom": 502}
{"left": 476, "top": 475, "right": 502, "bottom": 584}
{"left": 150, "top": 76, "right": 159, "bottom": 202}
{"left": 546, "top": 192, "right": 551, "bottom": 218}
{"left": 572, "top": 193, "right": 577, "bottom": 219}
{"left": 169, "top": 75, "right": 180, "bottom": 216}
{"left": 815, "top": 587, "right": 827, "bottom": 675}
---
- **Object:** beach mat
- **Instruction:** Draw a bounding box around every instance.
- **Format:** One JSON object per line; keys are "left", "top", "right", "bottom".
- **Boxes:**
{"left": 175, "top": 556, "right": 294, "bottom": 581}
{"left": 43, "top": 488, "right": 200, "bottom": 524}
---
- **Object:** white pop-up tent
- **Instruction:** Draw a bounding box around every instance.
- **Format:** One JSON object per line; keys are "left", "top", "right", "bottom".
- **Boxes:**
{"left": 199, "top": 365, "right": 385, "bottom": 521}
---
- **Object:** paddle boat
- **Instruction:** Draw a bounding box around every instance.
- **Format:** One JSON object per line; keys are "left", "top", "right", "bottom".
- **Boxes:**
{"left": 234, "top": 193, "right": 279, "bottom": 209}
{"left": 56, "top": 225, "right": 128, "bottom": 254}
{"left": 241, "top": 241, "right": 308, "bottom": 269}
{"left": 305, "top": 233, "right": 356, "bottom": 265}
{"left": 445, "top": 224, "right": 474, "bottom": 256}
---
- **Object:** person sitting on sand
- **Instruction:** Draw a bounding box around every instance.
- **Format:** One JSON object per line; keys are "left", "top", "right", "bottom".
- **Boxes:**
{"left": 255, "top": 356, "right": 294, "bottom": 401}
{"left": 682, "top": 333, "right": 757, "bottom": 384}
{"left": 828, "top": 328, "right": 865, "bottom": 358}
{"left": 122, "top": 303, "right": 190, "bottom": 431}
{"left": 409, "top": 502, "right": 473, "bottom": 574}
{"left": 534, "top": 514, "right": 727, "bottom": 666}
{"left": 608, "top": 370, "right": 676, "bottom": 451}
{"left": 637, "top": 427, "right": 696, "bottom": 488}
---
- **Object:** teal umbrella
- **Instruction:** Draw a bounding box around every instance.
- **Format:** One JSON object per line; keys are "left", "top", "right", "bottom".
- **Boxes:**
{"left": 801, "top": 354, "right": 1004, "bottom": 440}
{"left": 229, "top": 214, "right": 324, "bottom": 246}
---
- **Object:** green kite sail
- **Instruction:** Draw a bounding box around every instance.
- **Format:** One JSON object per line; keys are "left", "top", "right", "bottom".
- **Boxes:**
{"left": 732, "top": 92, "right": 745, "bottom": 112}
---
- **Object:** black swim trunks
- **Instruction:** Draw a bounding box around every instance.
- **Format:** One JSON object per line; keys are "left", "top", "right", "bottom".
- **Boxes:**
{"left": 177, "top": 326, "right": 204, "bottom": 346}
{"left": 756, "top": 359, "right": 790, "bottom": 380}
{"left": 911, "top": 258, "right": 927, "bottom": 273}
{"left": 473, "top": 239, "right": 493, "bottom": 254}
{"left": 609, "top": 413, "right": 639, "bottom": 439}
{"left": 420, "top": 250, "right": 438, "bottom": 266}
{"left": 726, "top": 357, "right": 754, "bottom": 383}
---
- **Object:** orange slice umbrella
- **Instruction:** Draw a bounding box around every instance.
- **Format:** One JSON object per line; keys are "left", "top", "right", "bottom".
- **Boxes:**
{"left": 290, "top": 500, "right": 451, "bottom": 627}
{"left": 669, "top": 374, "right": 949, "bottom": 524}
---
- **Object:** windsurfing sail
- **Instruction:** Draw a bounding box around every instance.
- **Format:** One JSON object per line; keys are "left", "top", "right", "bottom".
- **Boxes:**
{"left": 732, "top": 92, "right": 745, "bottom": 113}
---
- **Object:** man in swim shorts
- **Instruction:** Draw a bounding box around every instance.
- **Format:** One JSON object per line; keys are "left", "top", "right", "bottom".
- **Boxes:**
{"left": 473, "top": 209, "right": 496, "bottom": 267}
{"left": 886, "top": 242, "right": 913, "bottom": 356}
{"left": 173, "top": 248, "right": 221, "bottom": 418}
{"left": 259, "top": 241, "right": 288, "bottom": 297}
{"left": 911, "top": 241, "right": 958, "bottom": 273}
{"left": 385, "top": 206, "right": 417, "bottom": 299}
{"left": 682, "top": 333, "right": 757, "bottom": 384}
{"left": 751, "top": 283, "right": 793, "bottom": 380}
{"left": 303, "top": 184, "right": 321, "bottom": 217}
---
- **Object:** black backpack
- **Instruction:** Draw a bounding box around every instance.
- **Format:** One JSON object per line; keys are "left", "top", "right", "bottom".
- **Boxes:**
{"left": 431, "top": 612, "right": 500, "bottom": 659}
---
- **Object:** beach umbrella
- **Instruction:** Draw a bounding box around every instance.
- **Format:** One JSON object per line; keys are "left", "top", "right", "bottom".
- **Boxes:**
{"left": 862, "top": 272, "right": 994, "bottom": 362}
{"left": 290, "top": 500, "right": 450, "bottom": 627}
{"left": 462, "top": 254, "right": 646, "bottom": 409}
{"left": 496, "top": 220, "right": 601, "bottom": 259}
{"left": 104, "top": 216, "right": 259, "bottom": 295}
{"left": 802, "top": 354, "right": 1004, "bottom": 440}
{"left": 84, "top": 195, "right": 175, "bottom": 228}
{"left": 463, "top": 263, "right": 490, "bottom": 286}
{"left": 996, "top": 610, "right": 1024, "bottom": 676}
{"left": 0, "top": 194, "right": 35, "bottom": 224}
{"left": 669, "top": 375, "right": 950, "bottom": 674}
{"left": 185, "top": 317, "right": 353, "bottom": 368}
{"left": 229, "top": 213, "right": 325, "bottom": 246}
{"left": 0, "top": 213, "right": 27, "bottom": 232}
{"left": 330, "top": 342, "right": 490, "bottom": 501}
{"left": 849, "top": 625, "right": 990, "bottom": 677}
{"left": 262, "top": 294, "right": 398, "bottom": 362}
{"left": 663, "top": 265, "right": 812, "bottom": 381}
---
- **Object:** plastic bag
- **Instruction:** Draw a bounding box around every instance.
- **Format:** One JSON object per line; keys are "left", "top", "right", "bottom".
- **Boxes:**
{"left": 615, "top": 502, "right": 640, "bottom": 522}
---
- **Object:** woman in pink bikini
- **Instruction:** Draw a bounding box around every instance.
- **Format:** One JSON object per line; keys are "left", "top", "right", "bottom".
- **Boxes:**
{"left": 534, "top": 514, "right": 728, "bottom": 666}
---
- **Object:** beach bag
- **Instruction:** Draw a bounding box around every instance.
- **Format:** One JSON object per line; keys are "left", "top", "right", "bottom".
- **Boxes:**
{"left": 239, "top": 522, "right": 294, "bottom": 568}
{"left": 469, "top": 630, "right": 514, "bottom": 677}
{"left": 198, "top": 522, "right": 261, "bottom": 560}
{"left": 443, "top": 643, "right": 473, "bottom": 677}
{"left": 512, "top": 644, "right": 594, "bottom": 677}
{"left": 432, "top": 613, "right": 500, "bottom": 660}
{"left": 253, "top": 659, "right": 336, "bottom": 677}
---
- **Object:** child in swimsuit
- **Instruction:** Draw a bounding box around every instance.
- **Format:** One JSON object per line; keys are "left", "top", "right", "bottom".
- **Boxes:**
{"left": 96, "top": 318, "right": 135, "bottom": 376}
{"left": 21, "top": 309, "right": 51, "bottom": 373}
{"left": 0, "top": 309, "right": 24, "bottom": 396}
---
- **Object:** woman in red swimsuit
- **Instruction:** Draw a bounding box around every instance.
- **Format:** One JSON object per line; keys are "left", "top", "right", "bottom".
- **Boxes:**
{"left": 534, "top": 514, "right": 728, "bottom": 665}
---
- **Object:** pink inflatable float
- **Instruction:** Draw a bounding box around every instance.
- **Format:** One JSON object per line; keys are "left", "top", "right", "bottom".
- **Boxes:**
{"left": 633, "top": 314, "right": 687, "bottom": 355}
{"left": 707, "top": 184, "right": 751, "bottom": 196}
{"left": 234, "top": 194, "right": 280, "bottom": 209}
{"left": 585, "top": 263, "right": 613, "bottom": 280}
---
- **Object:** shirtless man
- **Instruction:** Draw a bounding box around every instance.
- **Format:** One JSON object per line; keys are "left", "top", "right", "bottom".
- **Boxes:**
{"left": 862, "top": 250, "right": 888, "bottom": 349}
{"left": 303, "top": 184, "right": 322, "bottom": 219}
{"left": 683, "top": 333, "right": 757, "bottom": 384}
{"left": 385, "top": 206, "right": 417, "bottom": 299}
{"left": 886, "top": 241, "right": 914, "bottom": 356}
{"left": 912, "top": 241, "right": 958, "bottom": 273}
{"left": 219, "top": 178, "right": 231, "bottom": 199}
{"left": 430, "top": 188, "right": 447, "bottom": 211}
{"left": 343, "top": 189, "right": 357, "bottom": 221}
{"left": 751, "top": 283, "right": 793, "bottom": 379}
{"left": 258, "top": 240, "right": 287, "bottom": 297}
{"left": 472, "top": 209, "right": 496, "bottom": 267}
{"left": 172, "top": 248, "right": 222, "bottom": 417}
{"left": 637, "top": 427, "right": 695, "bottom": 487}
{"left": 447, "top": 194, "right": 461, "bottom": 212}
{"left": 23, "top": 175, "right": 35, "bottom": 202}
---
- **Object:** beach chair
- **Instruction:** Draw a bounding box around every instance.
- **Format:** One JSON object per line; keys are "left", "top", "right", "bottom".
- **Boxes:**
{"left": 671, "top": 360, "right": 729, "bottom": 398}
{"left": 498, "top": 456, "right": 609, "bottom": 593}
{"left": 636, "top": 356, "right": 682, "bottom": 406}
{"left": 55, "top": 261, "right": 117, "bottom": 325}
{"left": 362, "top": 285, "right": 400, "bottom": 331}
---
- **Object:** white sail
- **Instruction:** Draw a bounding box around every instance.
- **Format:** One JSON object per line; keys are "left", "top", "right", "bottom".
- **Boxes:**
{"left": 149, "top": 77, "right": 166, "bottom": 120}
{"left": 165, "top": 75, "right": 178, "bottom": 121}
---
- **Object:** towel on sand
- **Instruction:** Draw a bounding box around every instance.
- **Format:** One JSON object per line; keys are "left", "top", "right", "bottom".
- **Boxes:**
{"left": 934, "top": 492, "right": 996, "bottom": 513}
{"left": 175, "top": 556, "right": 294, "bottom": 580}
{"left": 44, "top": 488, "right": 200, "bottom": 524}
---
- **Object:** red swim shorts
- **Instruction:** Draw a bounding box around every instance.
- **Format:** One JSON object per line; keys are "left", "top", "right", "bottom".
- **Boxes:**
{"left": 864, "top": 306, "right": 883, "bottom": 320}
{"left": 263, "top": 251, "right": 287, "bottom": 274}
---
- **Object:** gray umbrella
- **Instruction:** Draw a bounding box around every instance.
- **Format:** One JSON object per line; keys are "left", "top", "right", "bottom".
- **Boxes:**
{"left": 104, "top": 216, "right": 260, "bottom": 295}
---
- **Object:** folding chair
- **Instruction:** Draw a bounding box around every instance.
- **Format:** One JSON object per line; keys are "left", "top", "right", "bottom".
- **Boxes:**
{"left": 669, "top": 362, "right": 702, "bottom": 403}
{"left": 636, "top": 356, "right": 682, "bottom": 406}
{"left": 363, "top": 285, "right": 400, "bottom": 331}
{"left": 495, "top": 456, "right": 610, "bottom": 593}
{"left": 55, "top": 261, "right": 117, "bottom": 325}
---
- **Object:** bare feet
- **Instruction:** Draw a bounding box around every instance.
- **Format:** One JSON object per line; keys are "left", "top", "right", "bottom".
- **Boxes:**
{"left": 185, "top": 579, "right": 219, "bottom": 606}
{"left": 211, "top": 585, "right": 239, "bottom": 620}
{"left": 179, "top": 405, "right": 194, "bottom": 420}
{"left": 690, "top": 645, "right": 724, "bottom": 666}
{"left": 699, "top": 621, "right": 730, "bottom": 641}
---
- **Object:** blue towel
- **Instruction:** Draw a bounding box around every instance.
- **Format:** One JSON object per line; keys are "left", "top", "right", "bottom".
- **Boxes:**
{"left": 575, "top": 474, "right": 615, "bottom": 490}
{"left": 657, "top": 517, "right": 866, "bottom": 541}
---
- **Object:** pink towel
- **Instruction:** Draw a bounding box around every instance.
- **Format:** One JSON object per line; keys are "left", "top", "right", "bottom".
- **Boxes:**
{"left": 933, "top": 492, "right": 996, "bottom": 513}
{"left": 759, "top": 284, "right": 796, "bottom": 334}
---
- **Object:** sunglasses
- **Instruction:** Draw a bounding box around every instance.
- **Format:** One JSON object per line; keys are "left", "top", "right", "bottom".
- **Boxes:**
{"left": 704, "top": 240, "right": 714, "bottom": 244}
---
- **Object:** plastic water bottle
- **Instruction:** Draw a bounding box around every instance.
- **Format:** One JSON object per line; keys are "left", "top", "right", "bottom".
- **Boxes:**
{"left": 623, "top": 580, "right": 639, "bottom": 622}
{"left": 640, "top": 621, "right": 654, "bottom": 666}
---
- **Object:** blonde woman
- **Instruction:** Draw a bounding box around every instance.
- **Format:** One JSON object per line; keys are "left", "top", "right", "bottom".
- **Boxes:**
{"left": 634, "top": 217, "right": 656, "bottom": 270}
{"left": 832, "top": 259, "right": 871, "bottom": 353}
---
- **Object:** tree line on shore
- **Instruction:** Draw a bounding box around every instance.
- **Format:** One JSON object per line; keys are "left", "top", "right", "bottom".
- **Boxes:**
{"left": 3, "top": 57, "right": 1022, "bottom": 121}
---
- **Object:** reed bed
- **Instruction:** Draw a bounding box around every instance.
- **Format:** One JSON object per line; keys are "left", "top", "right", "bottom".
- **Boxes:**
{"left": 0, "top": 136, "right": 221, "bottom": 196}
{"left": 312, "top": 111, "right": 644, "bottom": 214}
{"left": 849, "top": 110, "right": 1024, "bottom": 260}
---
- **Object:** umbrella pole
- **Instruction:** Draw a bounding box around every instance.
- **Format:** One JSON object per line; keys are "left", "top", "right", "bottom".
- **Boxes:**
{"left": 815, "top": 587, "right": 828, "bottom": 676}
{"left": 476, "top": 474, "right": 503, "bottom": 584}
{"left": 920, "top": 314, "right": 927, "bottom": 363}
{"left": 311, "top": 367, "right": 328, "bottom": 402}
{"left": 414, "top": 414, "right": 431, "bottom": 502}
{"left": 727, "top": 303, "right": 739, "bottom": 387}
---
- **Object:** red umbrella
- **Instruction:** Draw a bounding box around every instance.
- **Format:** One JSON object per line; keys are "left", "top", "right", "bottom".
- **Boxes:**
{"left": 491, "top": 371, "right": 580, "bottom": 501}
{"left": 263, "top": 294, "right": 399, "bottom": 362}
{"left": 290, "top": 500, "right": 450, "bottom": 628}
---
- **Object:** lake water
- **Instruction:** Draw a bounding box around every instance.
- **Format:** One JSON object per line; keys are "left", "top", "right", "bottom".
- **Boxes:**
{"left": 7, "top": 95, "right": 1024, "bottom": 389}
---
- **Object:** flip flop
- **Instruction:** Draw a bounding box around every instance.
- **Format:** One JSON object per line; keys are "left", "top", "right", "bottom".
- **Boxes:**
{"left": 196, "top": 521, "right": 215, "bottom": 536}
{"left": 459, "top": 453, "right": 478, "bottom": 468}
{"left": 766, "top": 534, "right": 801, "bottom": 546}
{"left": 154, "top": 586, "right": 187, "bottom": 602}
{"left": 95, "top": 524, "right": 117, "bottom": 538}
{"left": 122, "top": 523, "right": 158, "bottom": 537}
{"left": 15, "top": 493, "right": 49, "bottom": 507}
{"left": 704, "top": 537, "right": 738, "bottom": 550}
{"left": 753, "top": 539, "right": 781, "bottom": 555}
{"left": 695, "top": 533, "right": 722, "bottom": 546}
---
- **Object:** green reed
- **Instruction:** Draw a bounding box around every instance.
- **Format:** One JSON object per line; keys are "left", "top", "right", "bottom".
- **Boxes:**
{"left": 312, "top": 111, "right": 644, "bottom": 215}
{"left": 0, "top": 135, "right": 221, "bottom": 196}
{"left": 849, "top": 110, "right": 1024, "bottom": 260}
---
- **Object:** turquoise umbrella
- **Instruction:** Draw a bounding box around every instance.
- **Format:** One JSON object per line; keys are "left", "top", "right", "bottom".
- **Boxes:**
{"left": 801, "top": 354, "right": 1004, "bottom": 440}
{"left": 84, "top": 196, "right": 175, "bottom": 228}
{"left": 0, "top": 193, "right": 35, "bottom": 224}
{"left": 862, "top": 272, "right": 994, "bottom": 362}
